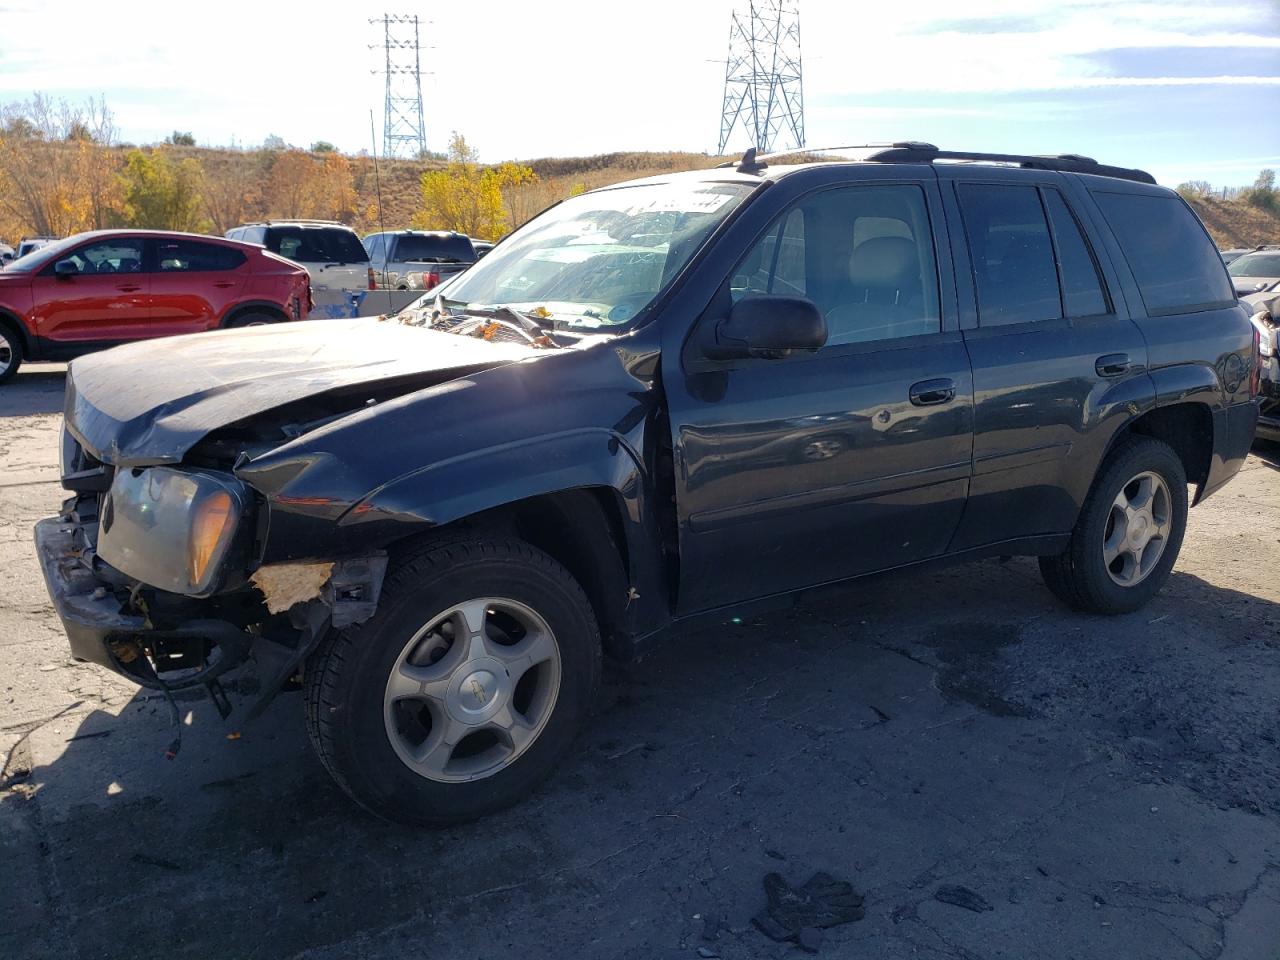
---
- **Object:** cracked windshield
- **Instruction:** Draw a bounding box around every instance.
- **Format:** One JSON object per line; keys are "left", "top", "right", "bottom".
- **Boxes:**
{"left": 419, "top": 181, "right": 755, "bottom": 332}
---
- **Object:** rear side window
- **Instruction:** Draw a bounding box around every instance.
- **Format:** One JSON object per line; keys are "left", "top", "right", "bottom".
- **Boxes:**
{"left": 392, "top": 234, "right": 476, "bottom": 263}
{"left": 364, "top": 235, "right": 384, "bottom": 259}
{"left": 265, "top": 227, "right": 368, "bottom": 264}
{"left": 1043, "top": 189, "right": 1108, "bottom": 317}
{"left": 958, "top": 183, "right": 1061, "bottom": 325}
{"left": 1094, "top": 192, "right": 1233, "bottom": 316}
{"left": 155, "top": 239, "right": 246, "bottom": 272}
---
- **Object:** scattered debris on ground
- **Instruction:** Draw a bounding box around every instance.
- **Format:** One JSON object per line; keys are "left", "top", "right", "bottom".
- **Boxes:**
{"left": 751, "top": 870, "right": 865, "bottom": 943}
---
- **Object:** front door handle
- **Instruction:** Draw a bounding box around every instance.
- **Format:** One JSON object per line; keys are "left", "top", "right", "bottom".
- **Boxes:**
{"left": 909, "top": 378, "right": 957, "bottom": 406}
{"left": 116, "top": 284, "right": 141, "bottom": 293}
{"left": 212, "top": 281, "right": 235, "bottom": 288}
{"left": 1096, "top": 353, "right": 1131, "bottom": 377}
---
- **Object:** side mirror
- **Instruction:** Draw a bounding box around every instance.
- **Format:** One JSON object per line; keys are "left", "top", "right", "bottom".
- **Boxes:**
{"left": 54, "top": 259, "right": 80, "bottom": 277}
{"left": 705, "top": 295, "right": 827, "bottom": 361}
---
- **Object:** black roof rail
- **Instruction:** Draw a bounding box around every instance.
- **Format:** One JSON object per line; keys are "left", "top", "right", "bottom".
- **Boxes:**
{"left": 863, "top": 144, "right": 1156, "bottom": 185}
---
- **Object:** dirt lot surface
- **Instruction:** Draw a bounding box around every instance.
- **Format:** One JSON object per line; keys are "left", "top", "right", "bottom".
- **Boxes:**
{"left": 2, "top": 365, "right": 1278, "bottom": 960}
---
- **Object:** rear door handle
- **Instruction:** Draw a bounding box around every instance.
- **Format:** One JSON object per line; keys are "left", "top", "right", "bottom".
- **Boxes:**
{"left": 909, "top": 378, "right": 957, "bottom": 406}
{"left": 212, "top": 281, "right": 235, "bottom": 288}
{"left": 116, "top": 284, "right": 141, "bottom": 293}
{"left": 1096, "top": 353, "right": 1131, "bottom": 377}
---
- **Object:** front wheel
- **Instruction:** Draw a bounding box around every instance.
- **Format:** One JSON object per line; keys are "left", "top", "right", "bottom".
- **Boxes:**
{"left": 304, "top": 538, "right": 601, "bottom": 826}
{"left": 1039, "top": 436, "right": 1188, "bottom": 614}
{"left": 0, "top": 324, "right": 24, "bottom": 385}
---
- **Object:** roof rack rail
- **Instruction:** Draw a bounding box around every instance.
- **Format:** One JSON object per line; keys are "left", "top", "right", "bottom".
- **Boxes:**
{"left": 715, "top": 147, "right": 769, "bottom": 173}
{"left": 243, "top": 218, "right": 346, "bottom": 226}
{"left": 864, "top": 144, "right": 1156, "bottom": 185}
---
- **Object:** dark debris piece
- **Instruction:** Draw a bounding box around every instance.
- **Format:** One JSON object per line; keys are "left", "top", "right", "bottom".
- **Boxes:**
{"left": 797, "top": 927, "right": 824, "bottom": 954}
{"left": 934, "top": 885, "right": 993, "bottom": 913}
{"left": 752, "top": 871, "right": 866, "bottom": 942}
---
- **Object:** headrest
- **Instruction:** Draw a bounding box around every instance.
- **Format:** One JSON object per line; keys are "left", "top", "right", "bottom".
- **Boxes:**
{"left": 849, "top": 236, "right": 919, "bottom": 288}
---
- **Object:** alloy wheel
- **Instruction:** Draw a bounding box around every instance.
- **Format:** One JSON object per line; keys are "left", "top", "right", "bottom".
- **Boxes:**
{"left": 383, "top": 598, "right": 562, "bottom": 783}
{"left": 1102, "top": 470, "right": 1173, "bottom": 587}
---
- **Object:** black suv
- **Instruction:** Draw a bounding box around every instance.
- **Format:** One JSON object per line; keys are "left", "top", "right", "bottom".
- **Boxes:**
{"left": 36, "top": 145, "right": 1259, "bottom": 825}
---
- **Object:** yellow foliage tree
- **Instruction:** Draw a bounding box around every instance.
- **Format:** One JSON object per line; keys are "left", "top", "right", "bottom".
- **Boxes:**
{"left": 412, "top": 132, "right": 537, "bottom": 241}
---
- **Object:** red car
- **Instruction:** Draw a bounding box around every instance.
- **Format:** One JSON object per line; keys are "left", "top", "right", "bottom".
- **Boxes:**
{"left": 0, "top": 229, "right": 312, "bottom": 384}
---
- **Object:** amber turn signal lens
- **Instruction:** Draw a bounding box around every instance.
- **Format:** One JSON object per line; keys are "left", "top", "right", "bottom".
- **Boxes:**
{"left": 188, "top": 490, "right": 234, "bottom": 587}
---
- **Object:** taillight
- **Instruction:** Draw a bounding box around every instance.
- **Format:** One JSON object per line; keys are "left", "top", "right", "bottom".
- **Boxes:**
{"left": 368, "top": 267, "right": 376, "bottom": 290}
{"left": 424, "top": 270, "right": 440, "bottom": 289}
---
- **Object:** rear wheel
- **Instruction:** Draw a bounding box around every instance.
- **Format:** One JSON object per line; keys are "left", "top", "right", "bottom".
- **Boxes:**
{"left": 0, "top": 324, "right": 23, "bottom": 385}
{"left": 304, "top": 537, "right": 601, "bottom": 826}
{"left": 1039, "top": 437, "right": 1188, "bottom": 614}
{"left": 225, "top": 311, "right": 277, "bottom": 329}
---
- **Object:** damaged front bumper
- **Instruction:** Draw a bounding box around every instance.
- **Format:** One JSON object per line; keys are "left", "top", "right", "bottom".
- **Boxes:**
{"left": 34, "top": 514, "right": 387, "bottom": 716}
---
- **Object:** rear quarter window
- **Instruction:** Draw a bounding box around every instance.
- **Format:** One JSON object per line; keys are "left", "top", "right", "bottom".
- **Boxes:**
{"left": 1093, "top": 192, "right": 1233, "bottom": 316}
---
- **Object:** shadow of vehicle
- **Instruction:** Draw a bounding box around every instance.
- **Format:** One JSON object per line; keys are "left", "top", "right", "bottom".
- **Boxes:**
{"left": 4, "top": 558, "right": 1277, "bottom": 960}
{"left": 0, "top": 367, "right": 66, "bottom": 418}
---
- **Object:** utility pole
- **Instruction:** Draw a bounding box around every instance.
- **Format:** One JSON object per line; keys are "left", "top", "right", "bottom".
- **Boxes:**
{"left": 370, "top": 14, "right": 427, "bottom": 159}
{"left": 717, "top": 0, "right": 805, "bottom": 155}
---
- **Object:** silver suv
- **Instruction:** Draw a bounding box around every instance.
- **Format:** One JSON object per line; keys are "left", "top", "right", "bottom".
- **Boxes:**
{"left": 226, "top": 220, "right": 371, "bottom": 292}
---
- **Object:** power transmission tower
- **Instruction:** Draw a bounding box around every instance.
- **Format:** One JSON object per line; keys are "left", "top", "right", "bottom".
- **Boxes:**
{"left": 371, "top": 14, "right": 427, "bottom": 159}
{"left": 717, "top": 0, "right": 805, "bottom": 155}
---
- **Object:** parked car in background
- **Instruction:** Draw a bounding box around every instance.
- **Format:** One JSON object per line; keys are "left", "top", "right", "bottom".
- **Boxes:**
{"left": 363, "top": 230, "right": 477, "bottom": 290}
{"left": 1228, "top": 248, "right": 1280, "bottom": 298}
{"left": 1220, "top": 247, "right": 1253, "bottom": 265}
{"left": 0, "top": 243, "right": 13, "bottom": 266}
{"left": 226, "top": 221, "right": 372, "bottom": 292}
{"left": 15, "top": 237, "right": 56, "bottom": 260}
{"left": 473, "top": 240, "right": 495, "bottom": 258}
{"left": 33, "top": 145, "right": 1260, "bottom": 825}
{"left": 0, "top": 229, "right": 311, "bottom": 384}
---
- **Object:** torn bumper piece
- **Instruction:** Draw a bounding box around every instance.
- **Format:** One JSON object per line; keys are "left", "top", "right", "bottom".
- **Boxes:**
{"left": 34, "top": 517, "right": 388, "bottom": 703}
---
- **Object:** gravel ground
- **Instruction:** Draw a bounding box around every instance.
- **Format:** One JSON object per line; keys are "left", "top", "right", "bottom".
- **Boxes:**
{"left": 1, "top": 363, "right": 1278, "bottom": 960}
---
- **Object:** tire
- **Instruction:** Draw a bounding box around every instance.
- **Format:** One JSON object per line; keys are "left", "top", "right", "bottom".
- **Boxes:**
{"left": 225, "top": 311, "right": 277, "bottom": 329}
{"left": 0, "top": 322, "right": 24, "bottom": 385}
{"left": 304, "top": 537, "right": 602, "bottom": 826}
{"left": 1039, "top": 436, "right": 1188, "bottom": 615}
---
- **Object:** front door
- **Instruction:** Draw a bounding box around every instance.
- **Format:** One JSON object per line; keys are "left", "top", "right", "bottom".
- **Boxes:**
{"left": 28, "top": 237, "right": 149, "bottom": 347}
{"left": 665, "top": 180, "right": 975, "bottom": 614}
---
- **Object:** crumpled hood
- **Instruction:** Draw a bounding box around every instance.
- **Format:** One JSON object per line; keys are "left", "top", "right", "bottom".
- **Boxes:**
{"left": 66, "top": 317, "right": 535, "bottom": 465}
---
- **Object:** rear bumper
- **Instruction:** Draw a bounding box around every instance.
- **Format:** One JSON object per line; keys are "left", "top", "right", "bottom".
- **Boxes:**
{"left": 1201, "top": 401, "right": 1260, "bottom": 501}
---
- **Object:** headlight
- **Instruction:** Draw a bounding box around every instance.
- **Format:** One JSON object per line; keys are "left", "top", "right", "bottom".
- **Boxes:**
{"left": 98, "top": 467, "right": 249, "bottom": 597}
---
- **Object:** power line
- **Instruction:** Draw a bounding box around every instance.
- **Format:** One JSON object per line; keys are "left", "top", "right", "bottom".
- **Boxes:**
{"left": 717, "top": 0, "right": 805, "bottom": 155}
{"left": 370, "top": 14, "right": 427, "bottom": 159}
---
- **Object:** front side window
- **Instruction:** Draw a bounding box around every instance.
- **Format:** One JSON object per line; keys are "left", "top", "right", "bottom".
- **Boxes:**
{"left": 732, "top": 184, "right": 942, "bottom": 346}
{"left": 959, "top": 183, "right": 1061, "bottom": 326}
{"left": 437, "top": 180, "right": 756, "bottom": 330}
{"left": 47, "top": 238, "right": 144, "bottom": 275}
{"left": 155, "top": 240, "right": 246, "bottom": 272}
{"left": 364, "top": 235, "right": 385, "bottom": 260}
{"left": 1094, "top": 192, "right": 1234, "bottom": 316}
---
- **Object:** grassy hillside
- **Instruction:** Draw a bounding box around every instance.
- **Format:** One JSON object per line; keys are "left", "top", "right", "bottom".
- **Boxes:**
{"left": 1185, "top": 196, "right": 1280, "bottom": 248}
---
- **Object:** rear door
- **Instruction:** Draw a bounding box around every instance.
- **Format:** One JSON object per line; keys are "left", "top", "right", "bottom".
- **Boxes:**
{"left": 28, "top": 237, "right": 149, "bottom": 347}
{"left": 939, "top": 167, "right": 1149, "bottom": 549}
{"left": 665, "top": 174, "right": 975, "bottom": 613}
{"left": 148, "top": 238, "right": 249, "bottom": 336}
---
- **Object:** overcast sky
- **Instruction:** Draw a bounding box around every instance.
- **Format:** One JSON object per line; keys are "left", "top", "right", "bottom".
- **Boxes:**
{"left": 1, "top": 0, "right": 1277, "bottom": 186}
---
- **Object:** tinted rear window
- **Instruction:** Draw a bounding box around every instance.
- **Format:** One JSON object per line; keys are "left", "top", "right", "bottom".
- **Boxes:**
{"left": 156, "top": 239, "right": 246, "bottom": 272}
{"left": 264, "top": 226, "right": 368, "bottom": 264}
{"left": 1094, "top": 193, "right": 1233, "bottom": 316}
{"left": 958, "top": 183, "right": 1062, "bottom": 326}
{"left": 392, "top": 234, "right": 476, "bottom": 263}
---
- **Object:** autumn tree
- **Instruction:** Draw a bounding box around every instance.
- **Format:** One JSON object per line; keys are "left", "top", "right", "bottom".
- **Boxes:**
{"left": 263, "top": 150, "right": 356, "bottom": 221}
{"left": 0, "top": 93, "right": 119, "bottom": 237}
{"left": 202, "top": 155, "right": 262, "bottom": 234}
{"left": 412, "top": 132, "right": 537, "bottom": 240}
{"left": 116, "top": 148, "right": 208, "bottom": 231}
